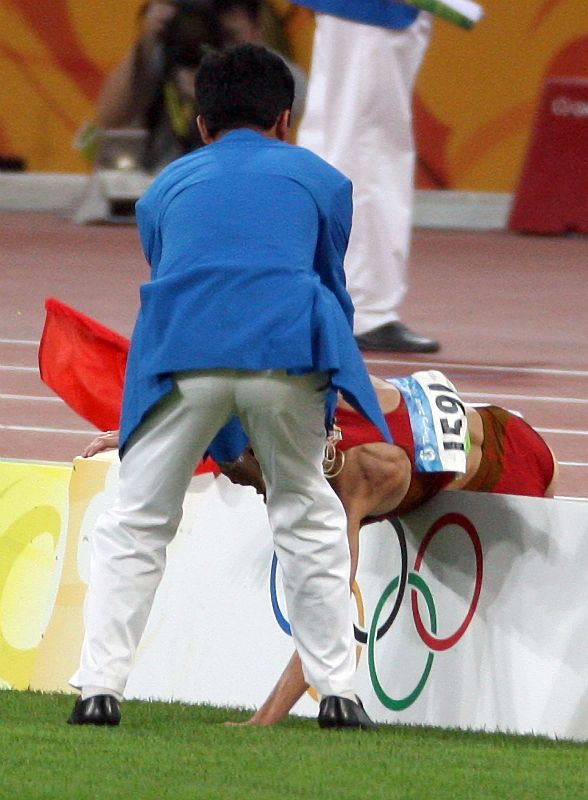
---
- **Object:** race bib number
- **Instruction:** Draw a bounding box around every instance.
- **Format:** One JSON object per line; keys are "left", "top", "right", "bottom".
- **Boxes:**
{"left": 388, "top": 370, "right": 468, "bottom": 474}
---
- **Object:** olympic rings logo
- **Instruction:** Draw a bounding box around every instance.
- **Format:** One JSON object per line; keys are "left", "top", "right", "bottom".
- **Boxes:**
{"left": 270, "top": 512, "right": 483, "bottom": 711}
{"left": 368, "top": 513, "right": 483, "bottom": 710}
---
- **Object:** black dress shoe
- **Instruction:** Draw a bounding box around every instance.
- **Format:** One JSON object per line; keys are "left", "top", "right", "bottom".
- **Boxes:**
{"left": 318, "top": 695, "right": 378, "bottom": 730}
{"left": 67, "top": 694, "right": 121, "bottom": 726}
{"left": 355, "top": 322, "right": 440, "bottom": 353}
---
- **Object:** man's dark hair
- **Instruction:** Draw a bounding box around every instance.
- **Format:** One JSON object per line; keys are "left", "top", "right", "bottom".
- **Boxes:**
{"left": 195, "top": 44, "right": 295, "bottom": 137}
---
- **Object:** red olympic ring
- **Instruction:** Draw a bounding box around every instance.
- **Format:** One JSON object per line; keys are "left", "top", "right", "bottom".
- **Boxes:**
{"left": 411, "top": 513, "right": 483, "bottom": 652}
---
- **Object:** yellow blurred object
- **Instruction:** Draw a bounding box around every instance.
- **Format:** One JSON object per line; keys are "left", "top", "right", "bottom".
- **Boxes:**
{"left": 0, "top": 462, "right": 70, "bottom": 689}
{"left": 73, "top": 121, "right": 101, "bottom": 164}
{"left": 30, "top": 454, "right": 118, "bottom": 693}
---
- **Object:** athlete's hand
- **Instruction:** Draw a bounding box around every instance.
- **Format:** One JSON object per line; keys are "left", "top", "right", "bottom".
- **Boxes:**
{"left": 82, "top": 430, "right": 120, "bottom": 458}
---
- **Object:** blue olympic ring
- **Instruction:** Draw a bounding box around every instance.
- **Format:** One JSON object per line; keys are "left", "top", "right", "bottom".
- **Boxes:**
{"left": 269, "top": 517, "right": 407, "bottom": 644}
{"left": 270, "top": 552, "right": 291, "bottom": 636}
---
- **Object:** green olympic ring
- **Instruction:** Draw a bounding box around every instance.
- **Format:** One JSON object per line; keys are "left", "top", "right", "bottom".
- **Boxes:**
{"left": 368, "top": 572, "right": 437, "bottom": 711}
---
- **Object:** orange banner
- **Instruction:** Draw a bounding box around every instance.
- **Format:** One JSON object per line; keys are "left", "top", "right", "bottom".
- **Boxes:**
{"left": 0, "top": 1, "right": 586, "bottom": 189}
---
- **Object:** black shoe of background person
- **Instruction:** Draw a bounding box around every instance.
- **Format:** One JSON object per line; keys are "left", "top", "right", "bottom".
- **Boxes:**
{"left": 67, "top": 694, "right": 121, "bottom": 726}
{"left": 355, "top": 322, "right": 440, "bottom": 353}
{"left": 318, "top": 695, "right": 378, "bottom": 730}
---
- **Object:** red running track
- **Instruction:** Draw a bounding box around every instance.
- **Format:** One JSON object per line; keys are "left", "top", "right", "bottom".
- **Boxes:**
{"left": 1, "top": 211, "right": 586, "bottom": 498}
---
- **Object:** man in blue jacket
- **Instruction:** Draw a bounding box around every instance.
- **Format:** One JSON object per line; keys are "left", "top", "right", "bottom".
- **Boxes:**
{"left": 68, "top": 44, "right": 389, "bottom": 730}
{"left": 294, "top": 1, "right": 440, "bottom": 353}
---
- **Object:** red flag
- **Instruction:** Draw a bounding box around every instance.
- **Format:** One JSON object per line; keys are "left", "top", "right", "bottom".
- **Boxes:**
{"left": 39, "top": 297, "right": 129, "bottom": 431}
{"left": 39, "top": 298, "right": 219, "bottom": 475}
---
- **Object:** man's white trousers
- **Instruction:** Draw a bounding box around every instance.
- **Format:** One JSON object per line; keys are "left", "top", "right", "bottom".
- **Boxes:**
{"left": 297, "top": 13, "right": 432, "bottom": 335}
{"left": 70, "top": 370, "right": 356, "bottom": 699}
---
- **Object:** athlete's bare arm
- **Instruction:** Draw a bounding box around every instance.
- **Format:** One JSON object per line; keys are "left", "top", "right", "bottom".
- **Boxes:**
{"left": 329, "top": 444, "right": 411, "bottom": 576}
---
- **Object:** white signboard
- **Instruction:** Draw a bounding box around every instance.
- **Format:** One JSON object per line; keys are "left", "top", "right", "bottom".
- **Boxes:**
{"left": 113, "top": 468, "right": 588, "bottom": 741}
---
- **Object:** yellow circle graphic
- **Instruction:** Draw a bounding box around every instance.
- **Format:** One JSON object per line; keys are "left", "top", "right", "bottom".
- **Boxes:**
{"left": 0, "top": 531, "right": 58, "bottom": 651}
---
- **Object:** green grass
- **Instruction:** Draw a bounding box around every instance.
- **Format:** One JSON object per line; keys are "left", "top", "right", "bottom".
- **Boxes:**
{"left": 0, "top": 691, "right": 586, "bottom": 800}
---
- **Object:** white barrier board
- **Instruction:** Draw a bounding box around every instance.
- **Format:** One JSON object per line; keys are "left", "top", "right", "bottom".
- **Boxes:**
{"left": 3, "top": 456, "right": 586, "bottom": 740}
{"left": 121, "top": 467, "right": 588, "bottom": 741}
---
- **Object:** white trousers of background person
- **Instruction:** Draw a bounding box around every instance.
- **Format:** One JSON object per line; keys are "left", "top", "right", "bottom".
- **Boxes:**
{"left": 70, "top": 369, "right": 356, "bottom": 700}
{"left": 297, "top": 12, "right": 432, "bottom": 336}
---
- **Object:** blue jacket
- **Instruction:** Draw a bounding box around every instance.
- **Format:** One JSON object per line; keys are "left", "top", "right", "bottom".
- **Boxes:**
{"left": 121, "top": 129, "right": 391, "bottom": 457}
{"left": 294, "top": 0, "right": 419, "bottom": 28}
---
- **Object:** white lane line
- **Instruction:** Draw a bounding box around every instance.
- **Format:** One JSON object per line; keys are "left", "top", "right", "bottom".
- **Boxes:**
{"left": 0, "top": 338, "right": 39, "bottom": 346}
{"left": 558, "top": 461, "right": 588, "bottom": 467}
{"left": 6, "top": 387, "right": 585, "bottom": 406}
{"left": 3, "top": 422, "right": 585, "bottom": 438}
{"left": 364, "top": 358, "right": 588, "bottom": 378}
{"left": 0, "top": 365, "right": 37, "bottom": 372}
{"left": 462, "top": 392, "right": 588, "bottom": 404}
{"left": 0, "top": 424, "right": 94, "bottom": 435}
{"left": 537, "top": 427, "right": 588, "bottom": 436}
{"left": 0, "top": 393, "right": 60, "bottom": 402}
{"left": 7, "top": 388, "right": 586, "bottom": 409}
{"left": 555, "top": 496, "right": 588, "bottom": 502}
{"left": 4, "top": 352, "right": 587, "bottom": 377}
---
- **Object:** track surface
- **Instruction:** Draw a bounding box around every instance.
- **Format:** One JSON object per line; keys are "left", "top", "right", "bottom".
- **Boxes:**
{"left": 1, "top": 211, "right": 586, "bottom": 498}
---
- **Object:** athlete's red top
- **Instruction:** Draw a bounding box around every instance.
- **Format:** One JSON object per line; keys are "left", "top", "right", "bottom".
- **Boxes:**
{"left": 336, "top": 397, "right": 410, "bottom": 453}
{"left": 334, "top": 401, "right": 554, "bottom": 522}
{"left": 463, "top": 406, "right": 554, "bottom": 496}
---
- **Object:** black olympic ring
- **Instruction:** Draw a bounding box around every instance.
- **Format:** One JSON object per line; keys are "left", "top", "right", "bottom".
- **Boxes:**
{"left": 353, "top": 518, "right": 408, "bottom": 645}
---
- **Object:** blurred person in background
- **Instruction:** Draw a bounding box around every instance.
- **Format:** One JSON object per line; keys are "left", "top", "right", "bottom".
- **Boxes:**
{"left": 97, "top": 0, "right": 222, "bottom": 172}
{"left": 293, "top": 1, "right": 440, "bottom": 353}
{"left": 95, "top": 0, "right": 304, "bottom": 171}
